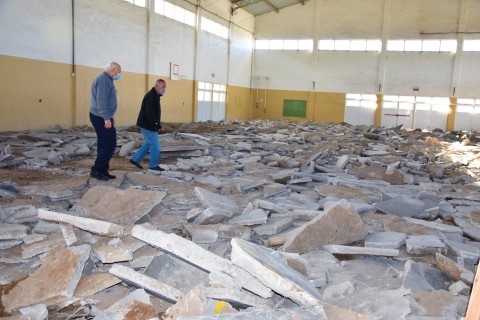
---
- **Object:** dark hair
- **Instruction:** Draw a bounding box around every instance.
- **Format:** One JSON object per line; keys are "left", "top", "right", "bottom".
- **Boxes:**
{"left": 155, "top": 79, "right": 166, "bottom": 86}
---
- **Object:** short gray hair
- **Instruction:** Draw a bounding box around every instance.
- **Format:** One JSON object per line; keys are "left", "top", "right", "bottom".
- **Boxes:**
{"left": 106, "top": 62, "right": 121, "bottom": 72}
{"left": 155, "top": 79, "right": 166, "bottom": 86}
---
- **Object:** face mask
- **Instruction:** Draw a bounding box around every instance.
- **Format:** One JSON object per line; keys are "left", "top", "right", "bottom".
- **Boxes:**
{"left": 159, "top": 88, "right": 166, "bottom": 95}
{"left": 114, "top": 73, "right": 121, "bottom": 81}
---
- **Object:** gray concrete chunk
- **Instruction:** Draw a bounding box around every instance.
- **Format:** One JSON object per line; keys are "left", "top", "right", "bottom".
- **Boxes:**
{"left": 365, "top": 231, "right": 406, "bottom": 249}
{"left": 376, "top": 195, "right": 425, "bottom": 217}
{"left": 282, "top": 200, "right": 368, "bottom": 254}
{"left": 132, "top": 224, "right": 272, "bottom": 298}
{"left": 109, "top": 264, "right": 182, "bottom": 303}
{"left": 2, "top": 244, "right": 90, "bottom": 312}
{"left": 254, "top": 217, "right": 293, "bottom": 236}
{"left": 38, "top": 209, "right": 124, "bottom": 237}
{"left": 229, "top": 209, "right": 267, "bottom": 226}
{"left": 0, "top": 223, "right": 29, "bottom": 240}
{"left": 94, "top": 289, "right": 156, "bottom": 320}
{"left": 323, "top": 245, "right": 399, "bottom": 257}
{"left": 231, "top": 238, "right": 324, "bottom": 307}
{"left": 406, "top": 235, "right": 445, "bottom": 255}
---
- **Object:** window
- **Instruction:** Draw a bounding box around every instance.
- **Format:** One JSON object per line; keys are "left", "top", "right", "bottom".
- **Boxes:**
{"left": 346, "top": 94, "right": 377, "bottom": 109}
{"left": 387, "top": 39, "right": 457, "bottom": 52}
{"left": 125, "top": 0, "right": 147, "bottom": 7}
{"left": 318, "top": 39, "right": 381, "bottom": 52}
{"left": 255, "top": 39, "right": 313, "bottom": 51}
{"left": 155, "top": 0, "right": 195, "bottom": 27}
{"left": 383, "top": 95, "right": 415, "bottom": 110}
{"left": 383, "top": 96, "right": 449, "bottom": 113}
{"left": 198, "top": 82, "right": 226, "bottom": 102}
{"left": 463, "top": 40, "right": 480, "bottom": 52}
{"left": 457, "top": 99, "right": 480, "bottom": 113}
{"left": 201, "top": 17, "right": 228, "bottom": 39}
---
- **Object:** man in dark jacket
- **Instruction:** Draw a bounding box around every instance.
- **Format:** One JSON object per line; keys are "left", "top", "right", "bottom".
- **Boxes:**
{"left": 129, "top": 79, "right": 166, "bottom": 172}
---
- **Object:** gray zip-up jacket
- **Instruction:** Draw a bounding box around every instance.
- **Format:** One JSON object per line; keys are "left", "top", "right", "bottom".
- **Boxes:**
{"left": 89, "top": 71, "right": 117, "bottom": 120}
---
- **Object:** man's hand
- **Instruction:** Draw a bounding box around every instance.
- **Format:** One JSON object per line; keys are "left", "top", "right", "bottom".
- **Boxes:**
{"left": 158, "top": 128, "right": 166, "bottom": 134}
{"left": 104, "top": 119, "right": 112, "bottom": 129}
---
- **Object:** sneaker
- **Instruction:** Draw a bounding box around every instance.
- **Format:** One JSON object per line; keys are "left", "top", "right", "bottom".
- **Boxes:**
{"left": 148, "top": 166, "right": 165, "bottom": 172}
{"left": 90, "top": 170, "right": 109, "bottom": 181}
{"left": 102, "top": 171, "right": 116, "bottom": 179}
{"left": 129, "top": 159, "right": 143, "bottom": 169}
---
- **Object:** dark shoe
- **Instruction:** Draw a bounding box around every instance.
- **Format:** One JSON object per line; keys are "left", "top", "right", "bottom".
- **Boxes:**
{"left": 129, "top": 159, "right": 143, "bottom": 169}
{"left": 103, "top": 171, "right": 116, "bottom": 179}
{"left": 148, "top": 166, "right": 165, "bottom": 172}
{"left": 90, "top": 170, "right": 108, "bottom": 181}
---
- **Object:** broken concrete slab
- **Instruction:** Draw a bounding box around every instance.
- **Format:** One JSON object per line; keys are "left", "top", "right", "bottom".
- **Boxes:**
{"left": 184, "top": 223, "right": 219, "bottom": 243}
{"left": 38, "top": 209, "right": 124, "bottom": 237}
{"left": 218, "top": 224, "right": 251, "bottom": 240}
{"left": 204, "top": 287, "right": 274, "bottom": 309}
{"left": 144, "top": 253, "right": 209, "bottom": 294}
{"left": 162, "top": 286, "right": 237, "bottom": 319}
{"left": 74, "top": 186, "right": 166, "bottom": 225}
{"left": 323, "top": 245, "right": 399, "bottom": 257}
{"left": 376, "top": 195, "right": 425, "bottom": 218}
{"left": 109, "top": 264, "right": 182, "bottom": 303}
{"left": 19, "top": 303, "right": 48, "bottom": 320}
{"left": 60, "top": 224, "right": 78, "bottom": 246}
{"left": 94, "top": 288, "right": 157, "bottom": 320}
{"left": 21, "top": 233, "right": 66, "bottom": 259}
{"left": 282, "top": 200, "right": 368, "bottom": 254}
{"left": 409, "top": 290, "right": 459, "bottom": 318}
{"left": 23, "top": 177, "right": 88, "bottom": 200}
{"left": 193, "top": 187, "right": 239, "bottom": 224}
{"left": 406, "top": 235, "right": 446, "bottom": 255}
{"left": 229, "top": 208, "right": 267, "bottom": 226}
{"left": 402, "top": 260, "right": 452, "bottom": 293}
{"left": 0, "top": 223, "right": 29, "bottom": 240}
{"left": 231, "top": 238, "right": 324, "bottom": 307}
{"left": 132, "top": 224, "right": 272, "bottom": 298}
{"left": 253, "top": 216, "right": 293, "bottom": 236}
{"left": 94, "top": 239, "right": 133, "bottom": 263}
{"left": 364, "top": 231, "right": 406, "bottom": 249}
{"left": 74, "top": 272, "right": 122, "bottom": 298}
{"left": 2, "top": 244, "right": 90, "bottom": 312}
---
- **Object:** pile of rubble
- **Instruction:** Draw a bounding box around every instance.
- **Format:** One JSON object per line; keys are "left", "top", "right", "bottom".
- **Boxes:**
{"left": 0, "top": 120, "right": 480, "bottom": 319}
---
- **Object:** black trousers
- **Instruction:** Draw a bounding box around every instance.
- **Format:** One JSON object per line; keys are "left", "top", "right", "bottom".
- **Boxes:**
{"left": 90, "top": 112, "right": 116, "bottom": 173}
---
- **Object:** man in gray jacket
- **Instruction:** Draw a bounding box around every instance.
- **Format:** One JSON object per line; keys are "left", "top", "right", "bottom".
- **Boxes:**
{"left": 89, "top": 62, "right": 122, "bottom": 180}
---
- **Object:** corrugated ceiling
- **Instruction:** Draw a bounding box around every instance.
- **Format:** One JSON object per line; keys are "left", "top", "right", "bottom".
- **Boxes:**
{"left": 231, "top": 0, "right": 307, "bottom": 16}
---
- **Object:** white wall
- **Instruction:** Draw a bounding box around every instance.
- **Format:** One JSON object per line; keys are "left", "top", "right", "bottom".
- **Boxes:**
{"left": 0, "top": 0, "right": 73, "bottom": 63}
{"left": 253, "top": 0, "right": 480, "bottom": 99}
{"left": 0, "top": 0, "right": 255, "bottom": 84}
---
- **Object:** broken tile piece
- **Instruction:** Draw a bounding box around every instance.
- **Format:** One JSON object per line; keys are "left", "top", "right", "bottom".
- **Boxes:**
{"left": 323, "top": 245, "right": 399, "bottom": 257}
{"left": 38, "top": 209, "right": 124, "bottom": 237}
{"left": 132, "top": 224, "right": 272, "bottom": 299}
{"left": 230, "top": 238, "right": 324, "bottom": 307}
{"left": 229, "top": 209, "right": 268, "bottom": 226}
{"left": 2, "top": 244, "right": 90, "bottom": 312}
{"left": 94, "top": 289, "right": 157, "bottom": 320}
{"left": 0, "top": 223, "right": 29, "bottom": 240}
{"left": 109, "top": 264, "right": 182, "bottom": 303}
{"left": 282, "top": 200, "right": 368, "bottom": 254}
{"left": 254, "top": 216, "right": 293, "bottom": 236}
{"left": 94, "top": 240, "right": 133, "bottom": 263}
{"left": 75, "top": 186, "right": 166, "bottom": 225}
{"left": 74, "top": 273, "right": 121, "bottom": 298}
{"left": 375, "top": 195, "right": 424, "bottom": 218}
{"left": 364, "top": 231, "right": 406, "bottom": 249}
{"left": 406, "top": 235, "right": 445, "bottom": 255}
{"left": 402, "top": 260, "right": 451, "bottom": 293}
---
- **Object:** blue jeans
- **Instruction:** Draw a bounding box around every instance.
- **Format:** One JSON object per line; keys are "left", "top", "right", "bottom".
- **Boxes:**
{"left": 90, "top": 113, "right": 116, "bottom": 173}
{"left": 131, "top": 128, "right": 160, "bottom": 168}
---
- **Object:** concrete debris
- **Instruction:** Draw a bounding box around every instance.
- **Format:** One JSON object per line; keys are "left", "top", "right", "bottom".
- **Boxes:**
{"left": 2, "top": 244, "right": 90, "bottom": 312}
{"left": 109, "top": 264, "right": 183, "bottom": 303}
{"left": 1, "top": 120, "right": 480, "bottom": 318}
{"left": 281, "top": 200, "right": 368, "bottom": 254}
{"left": 94, "top": 288, "right": 157, "bottom": 320}
{"left": 38, "top": 208, "right": 124, "bottom": 237}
